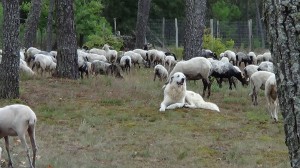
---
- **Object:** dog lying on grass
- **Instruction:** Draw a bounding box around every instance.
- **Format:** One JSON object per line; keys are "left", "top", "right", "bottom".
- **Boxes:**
{"left": 159, "top": 72, "right": 220, "bottom": 112}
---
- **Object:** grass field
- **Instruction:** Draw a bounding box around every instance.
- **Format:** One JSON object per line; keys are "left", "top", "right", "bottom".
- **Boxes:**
{"left": 0, "top": 67, "right": 289, "bottom": 168}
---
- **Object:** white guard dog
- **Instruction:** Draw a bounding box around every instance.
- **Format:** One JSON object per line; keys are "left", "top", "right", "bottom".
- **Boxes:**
{"left": 159, "top": 72, "right": 220, "bottom": 112}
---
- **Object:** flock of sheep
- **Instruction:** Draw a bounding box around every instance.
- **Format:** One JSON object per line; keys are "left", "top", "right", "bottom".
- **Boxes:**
{"left": 0, "top": 43, "right": 278, "bottom": 168}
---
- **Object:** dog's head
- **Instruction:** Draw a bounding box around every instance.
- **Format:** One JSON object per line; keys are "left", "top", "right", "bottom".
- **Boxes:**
{"left": 169, "top": 72, "right": 186, "bottom": 87}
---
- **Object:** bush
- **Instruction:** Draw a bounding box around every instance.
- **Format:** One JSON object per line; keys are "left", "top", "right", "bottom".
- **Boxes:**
{"left": 203, "top": 34, "right": 235, "bottom": 58}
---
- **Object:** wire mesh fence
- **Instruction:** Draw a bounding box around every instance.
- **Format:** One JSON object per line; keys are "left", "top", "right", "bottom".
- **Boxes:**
{"left": 146, "top": 18, "right": 267, "bottom": 50}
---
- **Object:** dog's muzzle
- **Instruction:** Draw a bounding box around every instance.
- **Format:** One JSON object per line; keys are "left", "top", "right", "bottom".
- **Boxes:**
{"left": 177, "top": 78, "right": 185, "bottom": 85}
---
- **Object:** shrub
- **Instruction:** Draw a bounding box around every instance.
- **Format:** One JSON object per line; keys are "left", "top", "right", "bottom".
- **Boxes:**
{"left": 203, "top": 34, "right": 235, "bottom": 58}
{"left": 84, "top": 34, "right": 123, "bottom": 51}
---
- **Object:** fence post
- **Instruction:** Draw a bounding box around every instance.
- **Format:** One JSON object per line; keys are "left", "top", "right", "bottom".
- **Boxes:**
{"left": 210, "top": 19, "right": 214, "bottom": 49}
{"left": 248, "top": 19, "right": 252, "bottom": 51}
{"left": 216, "top": 20, "right": 220, "bottom": 38}
{"left": 162, "top": 17, "right": 165, "bottom": 48}
{"left": 175, "top": 18, "right": 178, "bottom": 48}
{"left": 113, "top": 18, "right": 117, "bottom": 35}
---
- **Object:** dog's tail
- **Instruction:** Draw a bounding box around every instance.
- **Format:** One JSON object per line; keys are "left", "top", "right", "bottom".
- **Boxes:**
{"left": 199, "top": 101, "right": 220, "bottom": 112}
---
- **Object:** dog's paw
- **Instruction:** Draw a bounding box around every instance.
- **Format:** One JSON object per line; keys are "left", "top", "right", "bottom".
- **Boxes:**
{"left": 159, "top": 107, "right": 165, "bottom": 112}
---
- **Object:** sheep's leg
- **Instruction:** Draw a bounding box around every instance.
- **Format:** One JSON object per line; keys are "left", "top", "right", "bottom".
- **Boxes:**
{"left": 28, "top": 126, "right": 37, "bottom": 168}
{"left": 18, "top": 133, "right": 34, "bottom": 168}
{"left": 4, "top": 136, "right": 13, "bottom": 168}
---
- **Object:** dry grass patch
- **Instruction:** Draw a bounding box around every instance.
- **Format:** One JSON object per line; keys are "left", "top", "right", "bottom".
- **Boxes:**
{"left": 0, "top": 68, "right": 289, "bottom": 168}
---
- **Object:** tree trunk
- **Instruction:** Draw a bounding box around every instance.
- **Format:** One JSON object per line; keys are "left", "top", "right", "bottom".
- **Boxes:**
{"left": 23, "top": 0, "right": 42, "bottom": 49}
{"left": 135, "top": 0, "right": 151, "bottom": 49}
{"left": 263, "top": 1, "right": 300, "bottom": 167}
{"left": 46, "top": 0, "right": 55, "bottom": 52}
{"left": 0, "top": 0, "right": 20, "bottom": 99}
{"left": 55, "top": 0, "right": 79, "bottom": 79}
{"left": 183, "top": 0, "right": 206, "bottom": 60}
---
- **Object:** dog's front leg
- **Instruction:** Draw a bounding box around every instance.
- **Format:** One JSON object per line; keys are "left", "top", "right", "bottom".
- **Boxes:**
{"left": 166, "top": 103, "right": 185, "bottom": 110}
{"left": 159, "top": 103, "right": 167, "bottom": 112}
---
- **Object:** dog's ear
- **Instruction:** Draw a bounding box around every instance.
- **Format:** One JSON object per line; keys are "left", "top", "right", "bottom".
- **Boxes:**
{"left": 169, "top": 76, "right": 174, "bottom": 84}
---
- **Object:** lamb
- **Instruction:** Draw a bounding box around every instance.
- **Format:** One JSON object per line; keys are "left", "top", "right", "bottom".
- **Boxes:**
{"left": 249, "top": 71, "right": 274, "bottom": 105}
{"left": 32, "top": 54, "right": 56, "bottom": 76}
{"left": 223, "top": 50, "right": 237, "bottom": 65}
{"left": 209, "top": 60, "right": 247, "bottom": 90}
{"left": 258, "top": 61, "right": 274, "bottom": 73}
{"left": 103, "top": 44, "right": 118, "bottom": 63}
{"left": 0, "top": 104, "right": 37, "bottom": 168}
{"left": 154, "top": 64, "right": 168, "bottom": 81}
{"left": 168, "top": 57, "right": 213, "bottom": 98}
{"left": 91, "top": 60, "right": 123, "bottom": 78}
{"left": 264, "top": 74, "right": 279, "bottom": 122}
{"left": 120, "top": 55, "right": 132, "bottom": 73}
{"left": 236, "top": 51, "right": 253, "bottom": 67}
{"left": 244, "top": 64, "right": 259, "bottom": 80}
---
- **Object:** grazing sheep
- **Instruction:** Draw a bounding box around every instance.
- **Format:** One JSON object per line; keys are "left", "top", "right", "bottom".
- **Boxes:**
{"left": 220, "top": 57, "right": 229, "bottom": 63}
{"left": 168, "top": 57, "right": 212, "bottom": 98}
{"left": 262, "top": 52, "right": 273, "bottom": 62}
{"left": 249, "top": 71, "right": 274, "bottom": 105}
{"left": 20, "top": 59, "right": 35, "bottom": 76}
{"left": 133, "top": 49, "right": 148, "bottom": 61}
{"left": 256, "top": 54, "right": 264, "bottom": 65}
{"left": 264, "top": 74, "right": 279, "bottom": 122}
{"left": 223, "top": 50, "right": 237, "bottom": 65}
{"left": 209, "top": 60, "right": 247, "bottom": 90}
{"left": 103, "top": 44, "right": 118, "bottom": 63}
{"left": 91, "top": 60, "right": 123, "bottom": 78}
{"left": 120, "top": 55, "right": 132, "bottom": 73}
{"left": 78, "top": 61, "right": 90, "bottom": 79}
{"left": 165, "top": 55, "right": 177, "bottom": 72}
{"left": 0, "top": 104, "right": 37, "bottom": 168}
{"left": 25, "top": 47, "right": 41, "bottom": 64}
{"left": 165, "top": 52, "right": 177, "bottom": 60}
{"left": 247, "top": 52, "right": 257, "bottom": 64}
{"left": 202, "top": 49, "right": 218, "bottom": 59}
{"left": 32, "top": 54, "right": 56, "bottom": 76}
{"left": 89, "top": 48, "right": 106, "bottom": 56}
{"left": 146, "top": 49, "right": 165, "bottom": 67}
{"left": 236, "top": 51, "right": 253, "bottom": 67}
{"left": 258, "top": 61, "right": 274, "bottom": 73}
{"left": 244, "top": 64, "right": 259, "bottom": 79}
{"left": 154, "top": 64, "right": 168, "bottom": 81}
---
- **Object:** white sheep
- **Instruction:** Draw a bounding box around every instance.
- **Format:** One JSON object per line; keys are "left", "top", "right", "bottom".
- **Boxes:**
{"left": 256, "top": 54, "right": 264, "bottom": 65}
{"left": 86, "top": 53, "right": 107, "bottom": 62}
{"left": 120, "top": 55, "right": 132, "bottom": 73}
{"left": 249, "top": 71, "right": 274, "bottom": 105}
{"left": 220, "top": 57, "right": 229, "bottom": 63}
{"left": 223, "top": 50, "right": 237, "bottom": 65}
{"left": 262, "top": 52, "right": 273, "bottom": 62}
{"left": 20, "top": 59, "right": 35, "bottom": 76}
{"left": 0, "top": 104, "right": 37, "bottom": 168}
{"left": 168, "top": 57, "right": 213, "bottom": 98}
{"left": 103, "top": 44, "right": 118, "bottom": 63}
{"left": 32, "top": 54, "right": 56, "bottom": 76}
{"left": 244, "top": 64, "right": 259, "bottom": 80}
{"left": 258, "top": 61, "right": 274, "bottom": 73}
{"left": 146, "top": 49, "right": 165, "bottom": 67}
{"left": 25, "top": 47, "right": 41, "bottom": 64}
{"left": 132, "top": 49, "right": 148, "bottom": 61}
{"left": 165, "top": 55, "right": 177, "bottom": 72}
{"left": 124, "top": 51, "right": 145, "bottom": 68}
{"left": 89, "top": 48, "right": 106, "bottom": 56}
{"left": 154, "top": 64, "right": 168, "bottom": 81}
{"left": 264, "top": 74, "right": 279, "bottom": 122}
{"left": 247, "top": 51, "right": 257, "bottom": 64}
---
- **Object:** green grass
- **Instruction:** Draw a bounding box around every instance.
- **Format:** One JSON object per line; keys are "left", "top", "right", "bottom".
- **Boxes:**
{"left": 0, "top": 68, "right": 289, "bottom": 168}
